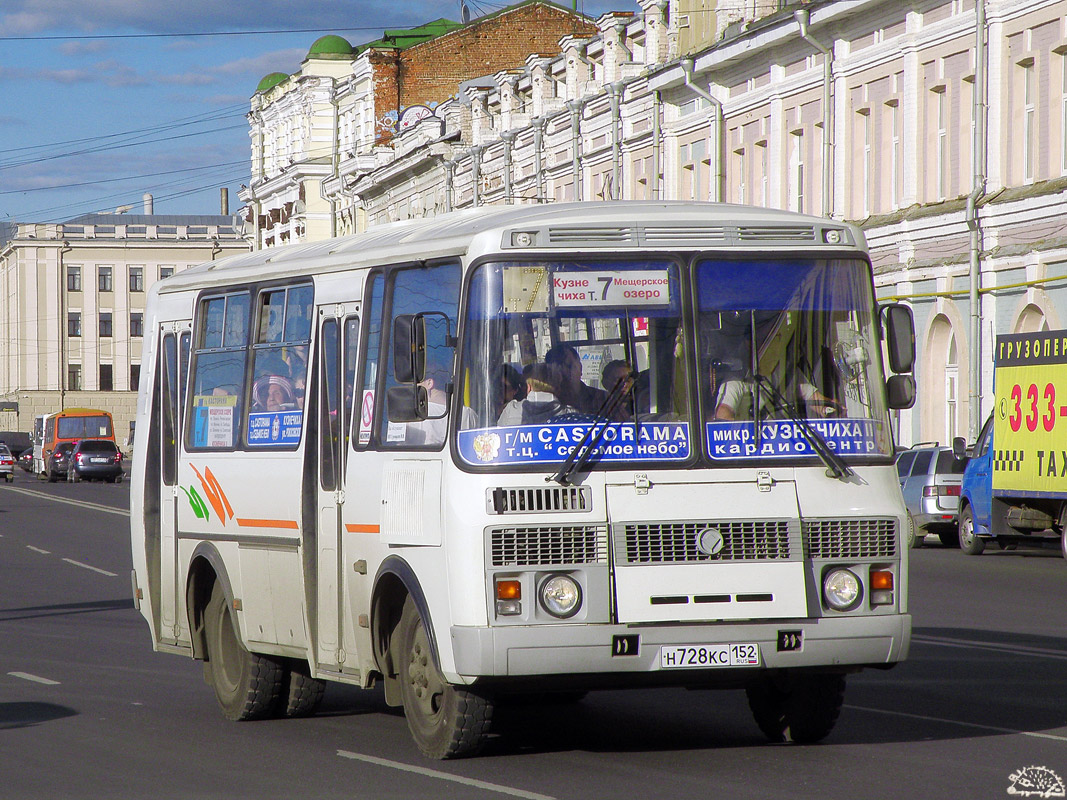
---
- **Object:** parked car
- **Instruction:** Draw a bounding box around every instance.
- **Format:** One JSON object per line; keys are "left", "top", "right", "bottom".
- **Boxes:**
{"left": 46, "top": 442, "right": 76, "bottom": 482}
{"left": 0, "top": 443, "right": 14, "bottom": 483}
{"left": 18, "top": 447, "right": 33, "bottom": 472}
{"left": 67, "top": 439, "right": 123, "bottom": 483}
{"left": 896, "top": 442, "right": 967, "bottom": 547}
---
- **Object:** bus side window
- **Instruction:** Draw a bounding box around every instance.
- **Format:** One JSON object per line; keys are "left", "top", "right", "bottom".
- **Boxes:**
{"left": 343, "top": 316, "right": 359, "bottom": 451}
{"left": 188, "top": 292, "right": 249, "bottom": 450}
{"left": 247, "top": 284, "right": 313, "bottom": 447}
{"left": 355, "top": 273, "right": 384, "bottom": 449}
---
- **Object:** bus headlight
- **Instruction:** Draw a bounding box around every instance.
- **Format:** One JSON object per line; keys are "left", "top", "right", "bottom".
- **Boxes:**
{"left": 539, "top": 574, "right": 582, "bottom": 618}
{"left": 823, "top": 568, "right": 862, "bottom": 611}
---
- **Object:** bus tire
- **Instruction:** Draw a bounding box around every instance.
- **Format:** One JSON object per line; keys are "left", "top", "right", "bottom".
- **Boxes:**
{"left": 396, "top": 596, "right": 492, "bottom": 759}
{"left": 279, "top": 665, "right": 326, "bottom": 718}
{"left": 204, "top": 582, "right": 283, "bottom": 721}
{"left": 746, "top": 673, "right": 845, "bottom": 744}
{"left": 958, "top": 507, "right": 984, "bottom": 555}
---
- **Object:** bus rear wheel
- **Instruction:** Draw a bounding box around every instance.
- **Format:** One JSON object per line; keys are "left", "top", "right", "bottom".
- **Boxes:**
{"left": 396, "top": 596, "right": 492, "bottom": 759}
{"left": 278, "top": 664, "right": 326, "bottom": 718}
{"left": 746, "top": 672, "right": 846, "bottom": 744}
{"left": 203, "top": 583, "right": 283, "bottom": 721}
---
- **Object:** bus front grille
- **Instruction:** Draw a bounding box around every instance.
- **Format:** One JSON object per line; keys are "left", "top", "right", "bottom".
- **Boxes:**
{"left": 616, "top": 520, "right": 795, "bottom": 564}
{"left": 487, "top": 486, "right": 591, "bottom": 514}
{"left": 802, "top": 518, "right": 898, "bottom": 559}
{"left": 490, "top": 525, "right": 608, "bottom": 567}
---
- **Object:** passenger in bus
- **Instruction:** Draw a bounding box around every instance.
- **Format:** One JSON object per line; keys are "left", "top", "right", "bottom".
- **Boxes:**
{"left": 497, "top": 363, "right": 576, "bottom": 426}
{"left": 708, "top": 358, "right": 752, "bottom": 420}
{"left": 252, "top": 375, "right": 297, "bottom": 412}
{"left": 545, "top": 344, "right": 607, "bottom": 414}
{"left": 494, "top": 364, "right": 526, "bottom": 420}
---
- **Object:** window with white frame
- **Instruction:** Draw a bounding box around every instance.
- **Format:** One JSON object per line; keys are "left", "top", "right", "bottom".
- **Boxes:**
{"left": 934, "top": 86, "right": 948, "bottom": 200}
{"left": 757, "top": 140, "right": 768, "bottom": 206}
{"left": 945, "top": 336, "right": 958, "bottom": 441}
{"left": 1022, "top": 60, "right": 1035, "bottom": 183}
{"left": 789, "top": 131, "right": 804, "bottom": 213}
{"left": 734, "top": 147, "right": 746, "bottom": 204}
{"left": 859, "top": 109, "right": 872, "bottom": 216}
{"left": 887, "top": 100, "right": 901, "bottom": 210}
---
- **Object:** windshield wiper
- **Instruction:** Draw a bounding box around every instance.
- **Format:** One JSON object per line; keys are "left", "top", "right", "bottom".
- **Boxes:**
{"left": 752, "top": 374, "right": 854, "bottom": 481}
{"left": 548, "top": 372, "right": 635, "bottom": 486}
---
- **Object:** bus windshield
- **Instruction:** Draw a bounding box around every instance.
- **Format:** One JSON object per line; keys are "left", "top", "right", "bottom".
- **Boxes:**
{"left": 457, "top": 256, "right": 892, "bottom": 469}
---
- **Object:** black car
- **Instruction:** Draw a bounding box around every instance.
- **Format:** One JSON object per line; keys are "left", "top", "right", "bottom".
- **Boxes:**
{"left": 68, "top": 439, "right": 123, "bottom": 483}
{"left": 18, "top": 448, "right": 33, "bottom": 472}
{"left": 47, "top": 442, "right": 76, "bottom": 481}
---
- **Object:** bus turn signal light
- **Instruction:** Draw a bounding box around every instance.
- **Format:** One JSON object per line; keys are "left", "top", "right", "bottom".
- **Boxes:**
{"left": 496, "top": 580, "right": 521, "bottom": 600}
{"left": 870, "top": 570, "right": 894, "bottom": 606}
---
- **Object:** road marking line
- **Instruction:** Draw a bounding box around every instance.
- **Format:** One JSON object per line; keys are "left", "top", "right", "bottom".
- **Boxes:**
{"left": 26, "top": 545, "right": 50, "bottom": 555}
{"left": 0, "top": 485, "right": 129, "bottom": 517}
{"left": 62, "top": 558, "right": 117, "bottom": 577}
{"left": 913, "top": 634, "right": 1067, "bottom": 661}
{"left": 337, "top": 750, "right": 556, "bottom": 800}
{"left": 847, "top": 704, "right": 1067, "bottom": 742}
{"left": 9, "top": 672, "right": 60, "bottom": 686}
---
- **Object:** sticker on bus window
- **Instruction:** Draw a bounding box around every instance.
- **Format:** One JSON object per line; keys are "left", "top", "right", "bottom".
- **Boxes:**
{"left": 458, "top": 421, "right": 690, "bottom": 465}
{"left": 706, "top": 418, "right": 881, "bottom": 460}
{"left": 247, "top": 410, "right": 303, "bottom": 446}
{"left": 552, "top": 271, "right": 670, "bottom": 308}
{"left": 358, "top": 390, "right": 374, "bottom": 444}
{"left": 191, "top": 395, "right": 237, "bottom": 448}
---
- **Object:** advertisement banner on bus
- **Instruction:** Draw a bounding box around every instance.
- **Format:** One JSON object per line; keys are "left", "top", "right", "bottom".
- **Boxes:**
{"left": 706, "top": 418, "right": 883, "bottom": 460}
{"left": 458, "top": 422, "right": 690, "bottom": 465}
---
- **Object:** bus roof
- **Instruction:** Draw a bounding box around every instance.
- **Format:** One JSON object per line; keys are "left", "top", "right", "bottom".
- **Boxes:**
{"left": 159, "top": 201, "right": 865, "bottom": 294}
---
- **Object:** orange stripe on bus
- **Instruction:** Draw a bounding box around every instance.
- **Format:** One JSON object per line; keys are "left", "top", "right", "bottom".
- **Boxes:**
{"left": 345, "top": 523, "right": 380, "bottom": 534}
{"left": 236, "top": 518, "right": 299, "bottom": 530}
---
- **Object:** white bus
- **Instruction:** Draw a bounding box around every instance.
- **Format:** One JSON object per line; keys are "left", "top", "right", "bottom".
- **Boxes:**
{"left": 130, "top": 201, "right": 917, "bottom": 759}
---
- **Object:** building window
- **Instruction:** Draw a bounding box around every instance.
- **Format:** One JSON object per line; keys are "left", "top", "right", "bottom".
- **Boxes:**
{"left": 131, "top": 364, "right": 141, "bottom": 389}
{"left": 734, "top": 148, "right": 746, "bottom": 204}
{"left": 945, "top": 337, "right": 958, "bottom": 441}
{"left": 789, "top": 131, "right": 804, "bottom": 213}
{"left": 1022, "top": 61, "right": 1035, "bottom": 183}
{"left": 68, "top": 312, "right": 82, "bottom": 337}
{"left": 859, "top": 110, "right": 872, "bottom": 217}
{"left": 934, "top": 87, "right": 947, "bottom": 200}
{"left": 100, "top": 364, "right": 113, "bottom": 392}
{"left": 160, "top": 266, "right": 174, "bottom": 280}
{"left": 68, "top": 365, "right": 82, "bottom": 391}
{"left": 1062, "top": 54, "right": 1067, "bottom": 174}
{"left": 99, "top": 312, "right": 113, "bottom": 338}
{"left": 757, "top": 140, "right": 768, "bottom": 206}
{"left": 129, "top": 267, "right": 144, "bottom": 292}
{"left": 67, "top": 266, "right": 81, "bottom": 292}
{"left": 888, "top": 101, "right": 901, "bottom": 209}
{"left": 130, "top": 312, "right": 143, "bottom": 337}
{"left": 98, "top": 266, "right": 113, "bottom": 293}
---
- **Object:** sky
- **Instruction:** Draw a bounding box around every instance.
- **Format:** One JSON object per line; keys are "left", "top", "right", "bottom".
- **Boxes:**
{"left": 0, "top": 0, "right": 625, "bottom": 224}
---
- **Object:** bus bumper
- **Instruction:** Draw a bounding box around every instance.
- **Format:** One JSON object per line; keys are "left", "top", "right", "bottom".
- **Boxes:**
{"left": 449, "top": 614, "right": 910, "bottom": 679}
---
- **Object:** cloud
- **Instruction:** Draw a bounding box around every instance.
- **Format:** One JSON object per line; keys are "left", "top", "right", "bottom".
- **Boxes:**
{"left": 58, "top": 40, "right": 110, "bottom": 56}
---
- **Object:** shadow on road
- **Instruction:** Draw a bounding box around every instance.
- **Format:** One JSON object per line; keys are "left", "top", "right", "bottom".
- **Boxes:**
{"left": 0, "top": 702, "right": 77, "bottom": 730}
{"left": 0, "top": 597, "right": 131, "bottom": 622}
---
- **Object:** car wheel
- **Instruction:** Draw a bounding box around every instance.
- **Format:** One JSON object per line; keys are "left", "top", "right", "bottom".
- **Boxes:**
{"left": 115, "top": 473, "right": 124, "bottom": 484}
{"left": 203, "top": 582, "right": 283, "bottom": 721}
{"left": 958, "top": 507, "right": 984, "bottom": 555}
{"left": 47, "top": 469, "right": 57, "bottom": 483}
{"left": 395, "top": 596, "right": 492, "bottom": 759}
{"left": 1060, "top": 528, "right": 1067, "bottom": 561}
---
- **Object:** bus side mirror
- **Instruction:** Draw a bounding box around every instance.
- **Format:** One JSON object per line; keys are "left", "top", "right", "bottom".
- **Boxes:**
{"left": 393, "top": 314, "right": 426, "bottom": 384}
{"left": 886, "top": 374, "right": 915, "bottom": 409}
{"left": 386, "top": 385, "right": 428, "bottom": 422}
{"left": 882, "top": 303, "right": 915, "bottom": 374}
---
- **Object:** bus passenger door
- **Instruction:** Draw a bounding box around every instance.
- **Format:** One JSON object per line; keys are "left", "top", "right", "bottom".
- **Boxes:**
{"left": 158, "top": 326, "right": 190, "bottom": 643}
{"left": 313, "top": 310, "right": 358, "bottom": 672}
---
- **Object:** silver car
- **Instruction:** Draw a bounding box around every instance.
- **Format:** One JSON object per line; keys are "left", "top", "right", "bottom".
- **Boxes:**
{"left": 0, "top": 443, "right": 14, "bottom": 483}
{"left": 896, "top": 443, "right": 967, "bottom": 547}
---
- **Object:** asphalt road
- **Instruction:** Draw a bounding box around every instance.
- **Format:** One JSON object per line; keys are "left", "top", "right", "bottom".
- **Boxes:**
{"left": 2, "top": 469, "right": 1066, "bottom": 800}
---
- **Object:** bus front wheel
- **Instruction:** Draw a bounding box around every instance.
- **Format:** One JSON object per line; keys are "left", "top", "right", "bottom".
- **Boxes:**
{"left": 746, "top": 672, "right": 845, "bottom": 744}
{"left": 203, "top": 582, "right": 283, "bottom": 721}
{"left": 958, "top": 507, "right": 984, "bottom": 556}
{"left": 396, "top": 596, "right": 492, "bottom": 759}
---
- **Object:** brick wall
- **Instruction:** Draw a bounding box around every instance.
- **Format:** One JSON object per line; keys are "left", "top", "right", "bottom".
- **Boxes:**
{"left": 372, "top": 2, "right": 595, "bottom": 145}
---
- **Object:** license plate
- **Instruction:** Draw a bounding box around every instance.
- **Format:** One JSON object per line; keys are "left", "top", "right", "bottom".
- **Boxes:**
{"left": 659, "top": 643, "right": 760, "bottom": 669}
{"left": 91, "top": 457, "right": 108, "bottom": 463}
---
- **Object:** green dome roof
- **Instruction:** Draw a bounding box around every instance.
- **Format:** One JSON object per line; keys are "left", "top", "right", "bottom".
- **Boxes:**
{"left": 256, "top": 72, "right": 289, "bottom": 93}
{"left": 308, "top": 34, "right": 354, "bottom": 57}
